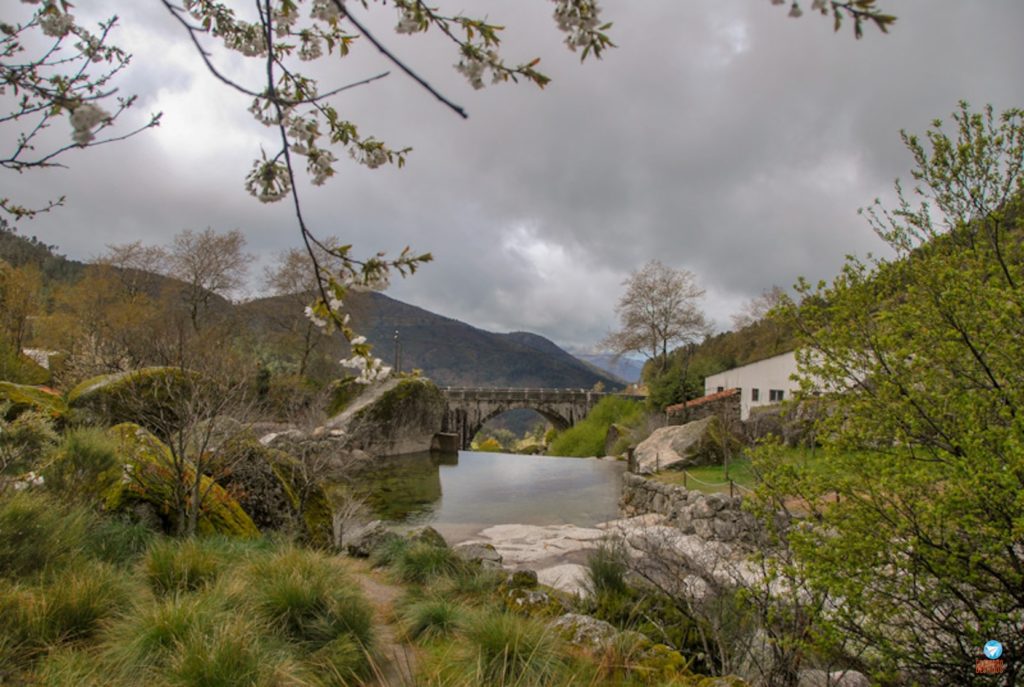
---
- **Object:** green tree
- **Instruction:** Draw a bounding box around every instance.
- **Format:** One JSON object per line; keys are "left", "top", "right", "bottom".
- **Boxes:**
{"left": 754, "top": 102, "right": 1024, "bottom": 684}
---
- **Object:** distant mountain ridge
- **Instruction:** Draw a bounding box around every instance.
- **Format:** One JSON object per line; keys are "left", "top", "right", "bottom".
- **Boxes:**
{"left": 241, "top": 291, "right": 624, "bottom": 390}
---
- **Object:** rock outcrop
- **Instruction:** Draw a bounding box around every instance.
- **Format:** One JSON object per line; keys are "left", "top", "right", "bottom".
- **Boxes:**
{"left": 633, "top": 415, "right": 734, "bottom": 473}
{"left": 321, "top": 377, "right": 446, "bottom": 457}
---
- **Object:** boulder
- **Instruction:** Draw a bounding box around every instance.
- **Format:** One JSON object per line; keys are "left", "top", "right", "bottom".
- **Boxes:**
{"left": 504, "top": 569, "right": 539, "bottom": 589}
{"left": 633, "top": 415, "right": 734, "bottom": 473}
{"left": 503, "top": 587, "right": 567, "bottom": 617}
{"left": 210, "top": 436, "right": 300, "bottom": 532}
{"left": 105, "top": 423, "right": 259, "bottom": 538}
{"left": 552, "top": 613, "right": 617, "bottom": 647}
{"left": 405, "top": 525, "right": 447, "bottom": 549}
{"left": 67, "top": 367, "right": 197, "bottom": 431}
{"left": 453, "top": 541, "right": 503, "bottom": 569}
{"left": 321, "top": 377, "right": 446, "bottom": 457}
{"left": 345, "top": 520, "right": 400, "bottom": 558}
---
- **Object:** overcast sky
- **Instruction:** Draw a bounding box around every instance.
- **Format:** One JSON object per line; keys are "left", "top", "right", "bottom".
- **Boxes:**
{"left": 5, "top": 1, "right": 1024, "bottom": 352}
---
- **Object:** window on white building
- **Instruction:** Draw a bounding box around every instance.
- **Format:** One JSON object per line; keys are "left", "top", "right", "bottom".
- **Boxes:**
{"left": 769, "top": 389, "right": 785, "bottom": 402}
{"left": 751, "top": 388, "right": 760, "bottom": 402}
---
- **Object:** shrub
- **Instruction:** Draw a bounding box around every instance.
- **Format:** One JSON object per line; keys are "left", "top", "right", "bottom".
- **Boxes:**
{"left": 585, "top": 539, "right": 630, "bottom": 600}
{"left": 103, "top": 594, "right": 222, "bottom": 668}
{"left": 167, "top": 616, "right": 278, "bottom": 687}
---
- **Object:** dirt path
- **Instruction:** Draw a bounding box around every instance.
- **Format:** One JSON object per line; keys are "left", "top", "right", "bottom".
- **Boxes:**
{"left": 346, "top": 559, "right": 418, "bottom": 687}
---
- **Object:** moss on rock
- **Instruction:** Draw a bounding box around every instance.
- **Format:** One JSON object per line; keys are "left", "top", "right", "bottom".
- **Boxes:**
{"left": 67, "top": 367, "right": 196, "bottom": 430}
{"left": 105, "top": 423, "right": 259, "bottom": 538}
{"left": 0, "top": 381, "right": 66, "bottom": 419}
{"left": 339, "top": 378, "right": 445, "bottom": 456}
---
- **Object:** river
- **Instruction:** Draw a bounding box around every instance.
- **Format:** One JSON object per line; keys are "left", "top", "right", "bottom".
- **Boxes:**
{"left": 352, "top": 450, "right": 627, "bottom": 544}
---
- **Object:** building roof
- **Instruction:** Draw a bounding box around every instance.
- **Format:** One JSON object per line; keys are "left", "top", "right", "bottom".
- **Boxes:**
{"left": 664, "top": 387, "right": 739, "bottom": 416}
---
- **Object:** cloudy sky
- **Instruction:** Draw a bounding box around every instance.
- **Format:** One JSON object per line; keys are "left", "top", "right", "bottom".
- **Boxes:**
{"left": 5, "top": 1, "right": 1024, "bottom": 352}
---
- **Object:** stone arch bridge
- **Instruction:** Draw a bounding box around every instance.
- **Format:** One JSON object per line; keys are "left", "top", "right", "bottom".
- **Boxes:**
{"left": 439, "top": 387, "right": 617, "bottom": 451}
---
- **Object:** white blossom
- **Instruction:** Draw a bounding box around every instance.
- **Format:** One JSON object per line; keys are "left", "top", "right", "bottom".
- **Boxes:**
{"left": 245, "top": 158, "right": 291, "bottom": 203}
{"left": 273, "top": 5, "right": 298, "bottom": 36}
{"left": 70, "top": 103, "right": 109, "bottom": 145}
{"left": 298, "top": 33, "right": 323, "bottom": 61}
{"left": 328, "top": 296, "right": 344, "bottom": 311}
{"left": 40, "top": 10, "right": 75, "bottom": 38}
{"left": 550, "top": 0, "right": 602, "bottom": 52}
{"left": 311, "top": 0, "right": 342, "bottom": 23}
{"left": 350, "top": 335, "right": 367, "bottom": 346}
{"left": 307, "top": 148, "right": 337, "bottom": 185}
{"left": 304, "top": 305, "right": 328, "bottom": 328}
{"left": 395, "top": 7, "right": 421, "bottom": 35}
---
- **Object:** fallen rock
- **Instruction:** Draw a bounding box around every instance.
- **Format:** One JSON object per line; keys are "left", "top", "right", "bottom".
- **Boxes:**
{"left": 536, "top": 563, "right": 590, "bottom": 596}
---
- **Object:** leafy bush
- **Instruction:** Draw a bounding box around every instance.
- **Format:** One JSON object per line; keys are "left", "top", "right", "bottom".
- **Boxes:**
{"left": 548, "top": 396, "right": 644, "bottom": 457}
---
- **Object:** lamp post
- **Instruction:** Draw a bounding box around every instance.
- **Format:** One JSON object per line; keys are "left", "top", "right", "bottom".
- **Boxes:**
{"left": 393, "top": 329, "right": 401, "bottom": 374}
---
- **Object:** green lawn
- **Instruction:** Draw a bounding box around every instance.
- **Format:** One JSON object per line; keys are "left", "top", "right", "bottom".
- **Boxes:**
{"left": 651, "top": 446, "right": 830, "bottom": 495}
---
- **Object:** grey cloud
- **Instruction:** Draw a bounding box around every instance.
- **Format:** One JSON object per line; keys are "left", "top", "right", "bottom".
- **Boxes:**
{"left": 5, "top": 1, "right": 1024, "bottom": 352}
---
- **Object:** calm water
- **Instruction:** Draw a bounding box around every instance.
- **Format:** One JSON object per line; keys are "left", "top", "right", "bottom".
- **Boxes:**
{"left": 352, "top": 450, "right": 626, "bottom": 543}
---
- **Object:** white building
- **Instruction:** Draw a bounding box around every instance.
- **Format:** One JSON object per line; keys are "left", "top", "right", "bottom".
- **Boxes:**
{"left": 703, "top": 351, "right": 800, "bottom": 420}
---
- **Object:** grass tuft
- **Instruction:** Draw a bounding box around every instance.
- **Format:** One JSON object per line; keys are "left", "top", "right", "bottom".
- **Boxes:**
{"left": 401, "top": 597, "right": 468, "bottom": 642}
{"left": 393, "top": 542, "right": 463, "bottom": 584}
{"left": 143, "top": 537, "right": 227, "bottom": 595}
{"left": 463, "top": 611, "right": 563, "bottom": 685}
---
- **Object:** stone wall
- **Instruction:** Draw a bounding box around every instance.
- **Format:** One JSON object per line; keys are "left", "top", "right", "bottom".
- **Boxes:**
{"left": 619, "top": 472, "right": 761, "bottom": 546}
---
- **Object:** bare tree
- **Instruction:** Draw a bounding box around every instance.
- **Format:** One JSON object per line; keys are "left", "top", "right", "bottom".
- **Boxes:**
{"left": 96, "top": 241, "right": 169, "bottom": 301}
{"left": 730, "top": 286, "right": 787, "bottom": 331}
{"left": 167, "top": 228, "right": 253, "bottom": 331}
{"left": 264, "top": 242, "right": 343, "bottom": 377}
{"left": 601, "top": 260, "right": 710, "bottom": 373}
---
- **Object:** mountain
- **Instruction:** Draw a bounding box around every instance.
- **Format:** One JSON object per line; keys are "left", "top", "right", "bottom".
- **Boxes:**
{"left": 241, "top": 291, "right": 624, "bottom": 390}
{"left": 1, "top": 227, "right": 621, "bottom": 390}
{"left": 571, "top": 352, "right": 644, "bottom": 384}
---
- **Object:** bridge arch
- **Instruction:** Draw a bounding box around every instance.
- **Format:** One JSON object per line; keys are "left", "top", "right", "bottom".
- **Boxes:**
{"left": 438, "top": 388, "right": 609, "bottom": 451}
{"left": 466, "top": 405, "right": 570, "bottom": 449}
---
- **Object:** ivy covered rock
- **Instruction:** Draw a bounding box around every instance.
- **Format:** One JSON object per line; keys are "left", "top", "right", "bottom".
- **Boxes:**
{"left": 322, "top": 377, "right": 446, "bottom": 456}
{"left": 104, "top": 423, "right": 258, "bottom": 538}
{"left": 0, "top": 381, "right": 66, "bottom": 419}
{"left": 67, "top": 367, "right": 196, "bottom": 430}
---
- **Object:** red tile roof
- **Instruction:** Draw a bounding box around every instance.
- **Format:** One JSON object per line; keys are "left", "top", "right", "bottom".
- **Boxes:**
{"left": 664, "top": 387, "right": 739, "bottom": 415}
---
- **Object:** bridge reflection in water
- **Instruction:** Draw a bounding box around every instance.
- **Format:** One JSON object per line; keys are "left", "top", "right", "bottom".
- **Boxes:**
{"left": 439, "top": 387, "right": 613, "bottom": 451}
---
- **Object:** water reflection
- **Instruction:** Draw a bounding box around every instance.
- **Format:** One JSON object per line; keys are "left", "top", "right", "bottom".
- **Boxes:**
{"left": 352, "top": 450, "right": 626, "bottom": 542}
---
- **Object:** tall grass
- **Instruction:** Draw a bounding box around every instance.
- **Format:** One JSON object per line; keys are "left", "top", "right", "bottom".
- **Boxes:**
{"left": 393, "top": 542, "right": 464, "bottom": 584}
{"left": 144, "top": 537, "right": 229, "bottom": 595}
{"left": 401, "top": 597, "right": 468, "bottom": 642}
{"left": 462, "top": 611, "right": 563, "bottom": 686}
{"left": 0, "top": 491, "right": 91, "bottom": 580}
{"left": 231, "top": 547, "right": 374, "bottom": 656}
